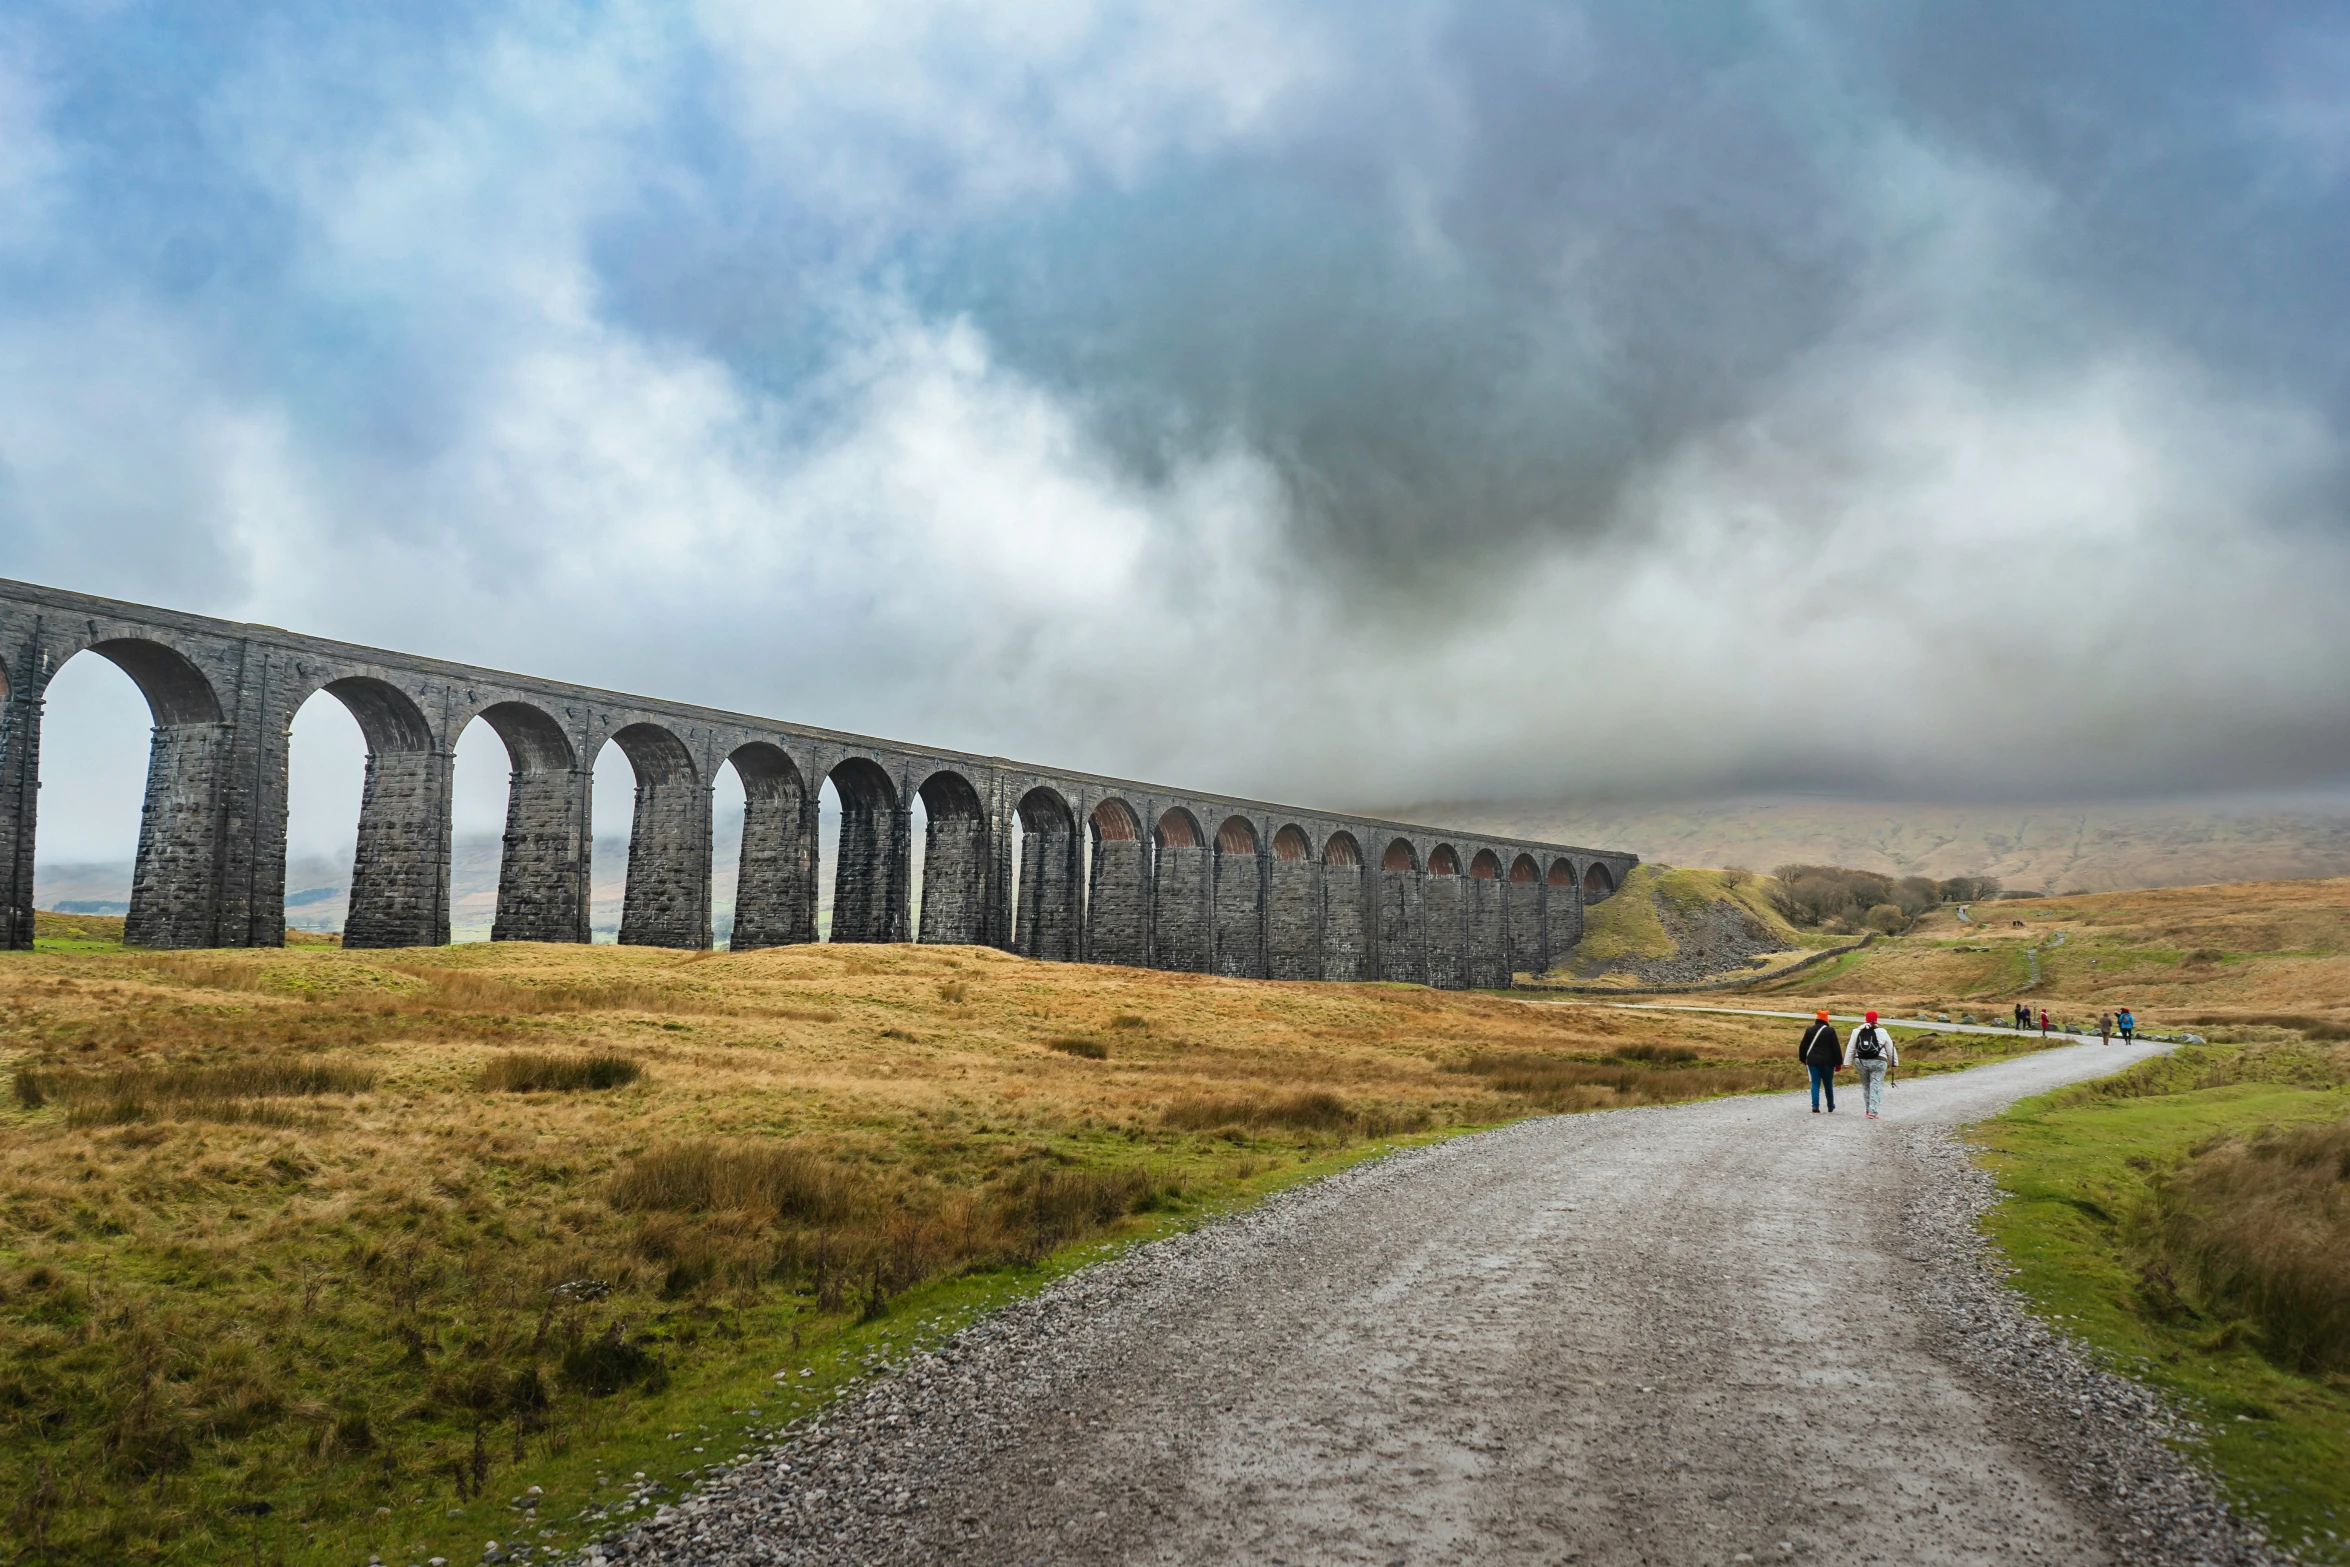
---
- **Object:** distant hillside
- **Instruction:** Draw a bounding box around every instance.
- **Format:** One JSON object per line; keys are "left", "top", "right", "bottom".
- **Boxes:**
{"left": 1400, "top": 793, "right": 2350, "bottom": 895}
{"left": 1553, "top": 865, "right": 1819, "bottom": 986}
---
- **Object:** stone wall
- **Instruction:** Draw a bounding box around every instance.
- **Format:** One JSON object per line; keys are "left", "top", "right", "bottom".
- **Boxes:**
{"left": 0, "top": 578, "right": 1636, "bottom": 990}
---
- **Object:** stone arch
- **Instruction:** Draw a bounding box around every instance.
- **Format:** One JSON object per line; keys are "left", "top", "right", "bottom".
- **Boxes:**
{"left": 1506, "top": 854, "right": 1545, "bottom": 977}
{"left": 35, "top": 640, "right": 229, "bottom": 949}
{"left": 1424, "top": 844, "right": 1466, "bottom": 988}
{"left": 1377, "top": 837, "right": 1424, "bottom": 984}
{"left": 1584, "top": 861, "right": 1617, "bottom": 898}
{"left": 1465, "top": 850, "right": 1506, "bottom": 988}
{"left": 1545, "top": 855, "right": 1585, "bottom": 959}
{"left": 1015, "top": 786, "right": 1080, "bottom": 962}
{"left": 312, "top": 676, "right": 443, "bottom": 950}
{"left": 1154, "top": 807, "right": 1211, "bottom": 972}
{"left": 1317, "top": 830, "right": 1365, "bottom": 981}
{"left": 1212, "top": 815, "right": 1265, "bottom": 979}
{"left": 468, "top": 701, "right": 586, "bottom": 945}
{"left": 916, "top": 769, "right": 990, "bottom": 945}
{"left": 1086, "top": 797, "right": 1147, "bottom": 967}
{"left": 605, "top": 723, "right": 709, "bottom": 949}
{"left": 824, "top": 757, "right": 907, "bottom": 944}
{"left": 1267, "top": 824, "right": 1319, "bottom": 981}
{"left": 728, "top": 742, "right": 815, "bottom": 950}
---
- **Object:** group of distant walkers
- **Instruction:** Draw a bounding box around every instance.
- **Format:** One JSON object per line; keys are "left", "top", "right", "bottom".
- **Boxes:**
{"left": 1799, "top": 1001, "right": 2143, "bottom": 1120}
{"left": 2006, "top": 1001, "right": 2134, "bottom": 1043}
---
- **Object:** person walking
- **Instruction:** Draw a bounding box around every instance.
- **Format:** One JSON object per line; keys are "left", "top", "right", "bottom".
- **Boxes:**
{"left": 2099, "top": 1011, "right": 2114, "bottom": 1046}
{"left": 2013, "top": 1001, "right": 2030, "bottom": 1031}
{"left": 2118, "top": 1007, "right": 2136, "bottom": 1044}
{"left": 1799, "top": 1009, "right": 1842, "bottom": 1114}
{"left": 1850, "top": 1010, "right": 1898, "bottom": 1119}
{"left": 2038, "top": 1006, "right": 2051, "bottom": 1037}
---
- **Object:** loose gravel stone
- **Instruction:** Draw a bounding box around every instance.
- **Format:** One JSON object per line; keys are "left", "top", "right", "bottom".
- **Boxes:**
{"left": 576, "top": 1042, "right": 2294, "bottom": 1567}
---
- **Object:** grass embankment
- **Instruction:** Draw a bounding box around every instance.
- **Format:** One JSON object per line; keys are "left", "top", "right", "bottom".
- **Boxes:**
{"left": 1548, "top": 865, "right": 1824, "bottom": 985}
{"left": 1977, "top": 1040, "right": 2350, "bottom": 1564}
{"left": 2, "top": 915, "right": 1828, "bottom": 1566}
{"left": 1753, "top": 875, "right": 2350, "bottom": 1040}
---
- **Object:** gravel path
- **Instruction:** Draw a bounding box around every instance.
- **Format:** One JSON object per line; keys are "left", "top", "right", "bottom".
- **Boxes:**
{"left": 591, "top": 1041, "right": 2287, "bottom": 1567}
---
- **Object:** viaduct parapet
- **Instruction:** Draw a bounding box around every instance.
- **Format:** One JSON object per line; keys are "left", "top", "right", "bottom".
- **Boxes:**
{"left": 0, "top": 580, "right": 1635, "bottom": 987}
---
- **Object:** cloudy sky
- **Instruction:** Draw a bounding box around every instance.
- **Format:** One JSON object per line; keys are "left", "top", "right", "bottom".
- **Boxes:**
{"left": 6, "top": 1, "right": 2349, "bottom": 864}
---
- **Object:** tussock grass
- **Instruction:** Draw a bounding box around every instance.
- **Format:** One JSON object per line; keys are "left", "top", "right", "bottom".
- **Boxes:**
{"left": 1047, "top": 1035, "right": 1109, "bottom": 1059}
{"left": 612, "top": 1140, "right": 856, "bottom": 1224}
{"left": 1162, "top": 1090, "right": 1427, "bottom": 1137}
{"left": 2158, "top": 1116, "right": 2350, "bottom": 1372}
{"left": 480, "top": 1052, "right": 643, "bottom": 1092}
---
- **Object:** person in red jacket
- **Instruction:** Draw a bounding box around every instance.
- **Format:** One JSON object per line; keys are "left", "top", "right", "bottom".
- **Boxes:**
{"left": 2038, "top": 1007, "right": 2051, "bottom": 1037}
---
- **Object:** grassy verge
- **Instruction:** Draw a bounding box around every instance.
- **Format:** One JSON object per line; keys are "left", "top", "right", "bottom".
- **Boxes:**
{"left": 1974, "top": 1042, "right": 2350, "bottom": 1564}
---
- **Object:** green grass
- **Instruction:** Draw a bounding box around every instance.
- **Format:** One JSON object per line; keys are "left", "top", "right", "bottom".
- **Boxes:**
{"left": 1976, "top": 1056, "right": 2350, "bottom": 1563}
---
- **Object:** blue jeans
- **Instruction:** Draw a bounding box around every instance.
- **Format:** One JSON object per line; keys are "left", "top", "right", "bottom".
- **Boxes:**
{"left": 1808, "top": 1063, "right": 1836, "bottom": 1111}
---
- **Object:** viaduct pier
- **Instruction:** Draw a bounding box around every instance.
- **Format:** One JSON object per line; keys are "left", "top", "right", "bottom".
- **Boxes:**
{"left": 0, "top": 580, "right": 1634, "bottom": 987}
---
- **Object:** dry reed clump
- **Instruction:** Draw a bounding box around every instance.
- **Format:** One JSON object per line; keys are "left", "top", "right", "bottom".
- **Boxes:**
{"left": 2152, "top": 1116, "right": 2350, "bottom": 1373}
{"left": 2190, "top": 1012, "right": 2350, "bottom": 1042}
{"left": 480, "top": 1052, "right": 643, "bottom": 1092}
{"left": 611, "top": 1140, "right": 857, "bottom": 1225}
{"left": 14, "top": 1056, "right": 374, "bottom": 1124}
{"left": 1047, "top": 1035, "right": 1109, "bottom": 1059}
{"left": 1161, "top": 1089, "right": 1427, "bottom": 1138}
{"left": 1451, "top": 1051, "right": 1787, "bottom": 1111}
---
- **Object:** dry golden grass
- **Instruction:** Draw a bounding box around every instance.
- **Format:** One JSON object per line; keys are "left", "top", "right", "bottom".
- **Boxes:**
{"left": 2155, "top": 1114, "right": 2350, "bottom": 1373}
{"left": 0, "top": 933, "right": 1851, "bottom": 1563}
{"left": 1753, "top": 876, "right": 2350, "bottom": 1041}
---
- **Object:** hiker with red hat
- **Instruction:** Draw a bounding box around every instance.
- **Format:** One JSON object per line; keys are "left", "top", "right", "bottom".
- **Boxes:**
{"left": 1850, "top": 1011, "right": 1899, "bottom": 1119}
{"left": 1798, "top": 1009, "right": 1842, "bottom": 1113}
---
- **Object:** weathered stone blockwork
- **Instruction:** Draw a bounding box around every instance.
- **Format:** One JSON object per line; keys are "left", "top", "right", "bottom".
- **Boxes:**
{"left": 0, "top": 579, "right": 1633, "bottom": 988}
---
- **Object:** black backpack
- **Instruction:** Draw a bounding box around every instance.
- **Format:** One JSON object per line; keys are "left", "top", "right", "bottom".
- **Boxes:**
{"left": 1853, "top": 1026, "right": 1886, "bottom": 1061}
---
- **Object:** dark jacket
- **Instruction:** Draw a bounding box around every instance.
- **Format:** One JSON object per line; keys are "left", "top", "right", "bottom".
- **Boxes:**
{"left": 1799, "top": 1020, "right": 1842, "bottom": 1068}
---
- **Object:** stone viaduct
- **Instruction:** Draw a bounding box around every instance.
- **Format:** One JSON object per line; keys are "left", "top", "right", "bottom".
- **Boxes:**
{"left": 0, "top": 580, "right": 1635, "bottom": 987}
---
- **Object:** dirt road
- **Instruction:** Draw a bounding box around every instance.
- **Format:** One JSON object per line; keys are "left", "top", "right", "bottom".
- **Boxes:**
{"left": 612, "top": 1040, "right": 2221, "bottom": 1567}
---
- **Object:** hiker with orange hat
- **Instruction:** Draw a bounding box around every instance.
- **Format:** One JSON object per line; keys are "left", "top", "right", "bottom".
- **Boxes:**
{"left": 1798, "top": 1009, "right": 1842, "bottom": 1113}
{"left": 1850, "top": 1010, "right": 1899, "bottom": 1119}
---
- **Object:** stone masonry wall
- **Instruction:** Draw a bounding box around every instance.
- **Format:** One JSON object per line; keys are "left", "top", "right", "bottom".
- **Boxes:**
{"left": 1466, "top": 877, "right": 1507, "bottom": 989}
{"left": 1321, "top": 867, "right": 1365, "bottom": 982}
{"left": 1267, "top": 859, "right": 1320, "bottom": 980}
{"left": 1212, "top": 849, "right": 1264, "bottom": 978}
{"left": 1424, "top": 876, "right": 1466, "bottom": 990}
{"left": 730, "top": 785, "right": 816, "bottom": 950}
{"left": 618, "top": 768, "right": 711, "bottom": 949}
{"left": 493, "top": 768, "right": 589, "bottom": 943}
{"left": 1015, "top": 818, "right": 1080, "bottom": 961}
{"left": 343, "top": 749, "right": 451, "bottom": 948}
{"left": 919, "top": 811, "right": 990, "bottom": 945}
{"left": 1154, "top": 845, "right": 1210, "bottom": 973}
{"left": 126, "top": 724, "right": 230, "bottom": 949}
{"left": 1377, "top": 870, "right": 1424, "bottom": 985}
{"left": 1086, "top": 838, "right": 1147, "bottom": 967}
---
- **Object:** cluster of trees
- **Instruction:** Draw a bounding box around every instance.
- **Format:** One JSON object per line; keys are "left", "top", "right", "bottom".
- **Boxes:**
{"left": 1767, "top": 866, "right": 2004, "bottom": 935}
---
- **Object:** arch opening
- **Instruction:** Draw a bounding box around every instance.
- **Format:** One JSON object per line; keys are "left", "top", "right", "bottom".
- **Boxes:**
{"left": 1272, "top": 825, "right": 1310, "bottom": 862}
{"left": 1215, "top": 815, "right": 1257, "bottom": 856}
{"left": 1323, "top": 832, "right": 1361, "bottom": 868}
{"left": 1510, "top": 854, "right": 1539, "bottom": 884}
{"left": 1156, "top": 807, "right": 1203, "bottom": 849}
{"left": 302, "top": 676, "right": 444, "bottom": 950}
{"left": 824, "top": 757, "right": 906, "bottom": 944}
{"left": 1584, "top": 862, "right": 1617, "bottom": 897}
{"left": 455, "top": 701, "right": 586, "bottom": 945}
{"left": 1428, "top": 845, "right": 1460, "bottom": 876}
{"left": 1547, "top": 858, "right": 1578, "bottom": 887}
{"left": 1382, "top": 839, "right": 1417, "bottom": 873}
{"left": 27, "top": 649, "right": 183, "bottom": 942}
{"left": 916, "top": 769, "right": 989, "bottom": 946}
{"left": 1015, "top": 786, "right": 1079, "bottom": 962}
{"left": 1470, "top": 850, "right": 1502, "bottom": 880}
{"left": 727, "top": 742, "right": 814, "bottom": 951}
{"left": 601, "top": 723, "right": 709, "bottom": 950}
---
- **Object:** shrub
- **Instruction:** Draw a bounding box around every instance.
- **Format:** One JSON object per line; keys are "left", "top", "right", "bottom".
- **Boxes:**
{"left": 611, "top": 1141, "right": 857, "bottom": 1224}
{"left": 481, "top": 1052, "right": 642, "bottom": 1092}
{"left": 1864, "top": 904, "right": 1908, "bottom": 935}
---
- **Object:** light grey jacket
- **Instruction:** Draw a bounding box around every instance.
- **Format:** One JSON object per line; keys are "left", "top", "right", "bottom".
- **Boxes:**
{"left": 1848, "top": 1024, "right": 1899, "bottom": 1068}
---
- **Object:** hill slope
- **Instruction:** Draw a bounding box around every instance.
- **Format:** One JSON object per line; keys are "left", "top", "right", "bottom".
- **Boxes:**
{"left": 1404, "top": 792, "right": 2350, "bottom": 894}
{"left": 1551, "top": 865, "right": 1816, "bottom": 985}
